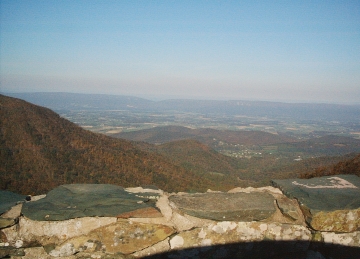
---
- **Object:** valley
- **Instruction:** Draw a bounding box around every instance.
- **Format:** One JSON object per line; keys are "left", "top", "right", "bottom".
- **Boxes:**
{"left": 59, "top": 109, "right": 360, "bottom": 161}
{"left": 1, "top": 92, "right": 360, "bottom": 195}
{"left": 59, "top": 109, "right": 358, "bottom": 139}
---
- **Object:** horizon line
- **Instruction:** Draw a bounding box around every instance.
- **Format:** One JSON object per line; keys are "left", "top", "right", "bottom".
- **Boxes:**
{"left": 2, "top": 91, "right": 360, "bottom": 106}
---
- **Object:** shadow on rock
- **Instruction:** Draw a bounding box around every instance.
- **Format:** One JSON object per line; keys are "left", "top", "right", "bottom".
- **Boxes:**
{"left": 141, "top": 241, "right": 360, "bottom": 259}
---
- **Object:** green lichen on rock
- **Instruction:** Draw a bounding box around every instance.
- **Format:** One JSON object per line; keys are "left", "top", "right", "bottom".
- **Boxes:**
{"left": 169, "top": 192, "right": 276, "bottom": 221}
{"left": 21, "top": 184, "right": 159, "bottom": 221}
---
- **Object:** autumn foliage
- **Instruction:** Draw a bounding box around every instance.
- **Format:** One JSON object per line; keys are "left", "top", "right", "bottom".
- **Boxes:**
{"left": 1, "top": 94, "right": 359, "bottom": 195}
{"left": 0, "top": 95, "right": 212, "bottom": 194}
{"left": 301, "top": 153, "right": 360, "bottom": 179}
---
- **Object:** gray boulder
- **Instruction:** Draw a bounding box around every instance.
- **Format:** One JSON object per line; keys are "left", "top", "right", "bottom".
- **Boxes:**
{"left": 169, "top": 192, "right": 276, "bottom": 221}
{"left": 22, "top": 184, "right": 159, "bottom": 221}
{"left": 0, "top": 190, "right": 26, "bottom": 215}
{"left": 272, "top": 175, "right": 360, "bottom": 232}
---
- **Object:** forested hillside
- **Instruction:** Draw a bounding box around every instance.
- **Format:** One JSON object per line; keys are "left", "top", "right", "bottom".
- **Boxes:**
{"left": 140, "top": 139, "right": 242, "bottom": 190}
{"left": 301, "top": 153, "right": 360, "bottom": 179}
{"left": 0, "top": 95, "right": 214, "bottom": 194}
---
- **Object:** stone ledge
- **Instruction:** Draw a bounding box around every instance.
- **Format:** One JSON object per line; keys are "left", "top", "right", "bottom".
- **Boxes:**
{"left": 0, "top": 175, "right": 359, "bottom": 258}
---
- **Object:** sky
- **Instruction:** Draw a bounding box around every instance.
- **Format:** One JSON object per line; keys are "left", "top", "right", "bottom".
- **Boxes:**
{"left": 1, "top": 1, "right": 360, "bottom": 104}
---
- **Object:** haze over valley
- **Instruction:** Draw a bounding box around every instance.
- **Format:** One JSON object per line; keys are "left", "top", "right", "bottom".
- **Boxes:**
{"left": 1, "top": 92, "right": 360, "bottom": 195}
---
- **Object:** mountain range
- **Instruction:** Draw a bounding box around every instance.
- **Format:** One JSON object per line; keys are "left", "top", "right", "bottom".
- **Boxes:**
{"left": 5, "top": 92, "right": 360, "bottom": 122}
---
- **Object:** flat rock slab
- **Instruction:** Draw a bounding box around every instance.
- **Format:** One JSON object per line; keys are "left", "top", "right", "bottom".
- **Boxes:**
{"left": 272, "top": 175, "right": 360, "bottom": 232}
{"left": 169, "top": 192, "right": 276, "bottom": 221}
{"left": 271, "top": 175, "right": 360, "bottom": 213}
{"left": 21, "top": 184, "right": 159, "bottom": 221}
{"left": 0, "top": 190, "right": 26, "bottom": 215}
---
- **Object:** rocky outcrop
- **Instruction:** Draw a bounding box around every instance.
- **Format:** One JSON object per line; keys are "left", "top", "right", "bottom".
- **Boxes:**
{"left": 1, "top": 175, "right": 360, "bottom": 258}
{"left": 48, "top": 220, "right": 175, "bottom": 257}
{"left": 272, "top": 174, "right": 360, "bottom": 232}
{"left": 0, "top": 191, "right": 26, "bottom": 230}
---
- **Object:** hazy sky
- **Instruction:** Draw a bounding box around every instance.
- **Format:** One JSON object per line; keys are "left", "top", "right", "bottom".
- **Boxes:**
{"left": 1, "top": 1, "right": 360, "bottom": 103}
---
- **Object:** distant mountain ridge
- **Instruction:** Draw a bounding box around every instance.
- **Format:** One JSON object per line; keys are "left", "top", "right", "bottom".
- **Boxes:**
{"left": 2, "top": 92, "right": 153, "bottom": 111}
{"left": 4, "top": 92, "right": 360, "bottom": 122}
